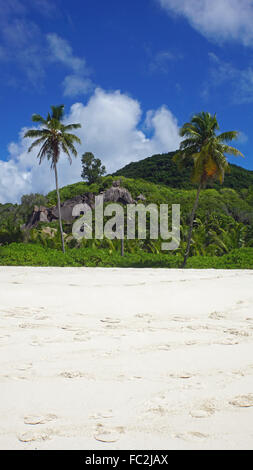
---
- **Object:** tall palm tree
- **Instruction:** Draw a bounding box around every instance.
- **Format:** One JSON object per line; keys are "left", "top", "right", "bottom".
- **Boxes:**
{"left": 173, "top": 111, "right": 243, "bottom": 268}
{"left": 24, "top": 105, "right": 81, "bottom": 253}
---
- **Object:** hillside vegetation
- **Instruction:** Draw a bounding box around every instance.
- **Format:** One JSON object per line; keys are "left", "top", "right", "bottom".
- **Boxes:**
{"left": 113, "top": 152, "right": 253, "bottom": 191}
{"left": 1, "top": 170, "right": 253, "bottom": 267}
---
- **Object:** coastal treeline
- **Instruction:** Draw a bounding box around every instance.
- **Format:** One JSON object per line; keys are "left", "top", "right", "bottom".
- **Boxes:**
{"left": 0, "top": 108, "right": 253, "bottom": 268}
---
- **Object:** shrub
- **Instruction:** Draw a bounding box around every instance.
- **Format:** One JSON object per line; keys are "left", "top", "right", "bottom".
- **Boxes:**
{"left": 1, "top": 243, "right": 253, "bottom": 269}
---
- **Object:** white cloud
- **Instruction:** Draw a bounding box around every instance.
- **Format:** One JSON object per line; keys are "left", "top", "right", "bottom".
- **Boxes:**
{"left": 149, "top": 50, "right": 180, "bottom": 73}
{"left": 62, "top": 75, "right": 94, "bottom": 97}
{"left": 158, "top": 0, "right": 253, "bottom": 46}
{"left": 0, "top": 88, "right": 181, "bottom": 203}
{"left": 0, "top": 6, "right": 92, "bottom": 93}
{"left": 0, "top": 0, "right": 55, "bottom": 86}
{"left": 47, "top": 33, "right": 94, "bottom": 96}
{"left": 204, "top": 53, "right": 253, "bottom": 104}
{"left": 47, "top": 33, "right": 86, "bottom": 74}
{"left": 237, "top": 131, "right": 248, "bottom": 144}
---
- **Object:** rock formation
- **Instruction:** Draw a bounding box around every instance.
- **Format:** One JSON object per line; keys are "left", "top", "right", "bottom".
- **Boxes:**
{"left": 25, "top": 181, "right": 135, "bottom": 229}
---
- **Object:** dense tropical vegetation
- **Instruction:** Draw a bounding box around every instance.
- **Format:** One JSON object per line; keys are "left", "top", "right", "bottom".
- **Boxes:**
{"left": 113, "top": 153, "right": 253, "bottom": 190}
{"left": 1, "top": 109, "right": 253, "bottom": 268}
{"left": 1, "top": 172, "right": 253, "bottom": 267}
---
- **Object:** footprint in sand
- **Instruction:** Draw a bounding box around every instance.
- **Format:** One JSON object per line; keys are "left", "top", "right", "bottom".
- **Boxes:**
{"left": 90, "top": 410, "right": 114, "bottom": 420}
{"left": 60, "top": 325, "right": 82, "bottom": 332}
{"left": 157, "top": 344, "right": 171, "bottom": 351}
{"left": 24, "top": 414, "right": 57, "bottom": 425}
{"left": 73, "top": 331, "right": 90, "bottom": 342}
{"left": 225, "top": 329, "right": 250, "bottom": 337}
{"left": 100, "top": 318, "right": 121, "bottom": 324}
{"left": 34, "top": 314, "right": 50, "bottom": 321}
{"left": 0, "top": 335, "right": 10, "bottom": 344}
{"left": 94, "top": 424, "right": 124, "bottom": 443}
{"left": 218, "top": 338, "right": 239, "bottom": 346}
{"left": 190, "top": 401, "right": 216, "bottom": 419}
{"left": 18, "top": 430, "right": 52, "bottom": 442}
{"left": 30, "top": 337, "right": 42, "bottom": 347}
{"left": 190, "top": 410, "right": 211, "bottom": 418}
{"left": 170, "top": 372, "right": 194, "bottom": 379}
{"left": 173, "top": 431, "right": 209, "bottom": 441}
{"left": 59, "top": 371, "right": 87, "bottom": 379}
{"left": 171, "top": 315, "right": 193, "bottom": 322}
{"left": 16, "top": 363, "right": 33, "bottom": 371}
{"left": 229, "top": 394, "right": 253, "bottom": 408}
{"left": 135, "top": 313, "right": 153, "bottom": 320}
{"left": 19, "top": 323, "right": 39, "bottom": 329}
{"left": 185, "top": 340, "right": 197, "bottom": 346}
{"left": 209, "top": 311, "right": 225, "bottom": 320}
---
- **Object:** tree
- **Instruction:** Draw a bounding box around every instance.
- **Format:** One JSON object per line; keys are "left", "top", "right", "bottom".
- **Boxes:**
{"left": 24, "top": 105, "right": 81, "bottom": 253}
{"left": 20, "top": 193, "right": 48, "bottom": 221}
{"left": 173, "top": 111, "right": 243, "bottom": 268}
{"left": 81, "top": 152, "right": 106, "bottom": 184}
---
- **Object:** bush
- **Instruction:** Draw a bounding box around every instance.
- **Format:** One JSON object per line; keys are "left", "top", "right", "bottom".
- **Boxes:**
{"left": 0, "top": 243, "right": 253, "bottom": 269}
{"left": 187, "top": 248, "right": 253, "bottom": 269}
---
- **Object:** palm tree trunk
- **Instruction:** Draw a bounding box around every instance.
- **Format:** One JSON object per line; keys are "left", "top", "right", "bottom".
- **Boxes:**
{"left": 181, "top": 183, "right": 202, "bottom": 268}
{"left": 54, "top": 162, "right": 65, "bottom": 253}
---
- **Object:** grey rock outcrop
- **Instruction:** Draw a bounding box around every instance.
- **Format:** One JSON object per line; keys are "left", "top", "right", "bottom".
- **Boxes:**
{"left": 25, "top": 181, "right": 135, "bottom": 229}
{"left": 136, "top": 194, "right": 146, "bottom": 201}
{"left": 51, "top": 193, "right": 95, "bottom": 222}
{"left": 103, "top": 185, "right": 134, "bottom": 205}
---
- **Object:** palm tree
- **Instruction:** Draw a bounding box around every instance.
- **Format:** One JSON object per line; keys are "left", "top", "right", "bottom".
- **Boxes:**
{"left": 24, "top": 105, "right": 81, "bottom": 253}
{"left": 173, "top": 111, "right": 243, "bottom": 268}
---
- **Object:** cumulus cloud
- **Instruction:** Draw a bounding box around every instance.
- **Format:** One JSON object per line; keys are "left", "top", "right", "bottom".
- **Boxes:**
{"left": 0, "top": 88, "right": 181, "bottom": 203}
{"left": 157, "top": 0, "right": 253, "bottom": 46}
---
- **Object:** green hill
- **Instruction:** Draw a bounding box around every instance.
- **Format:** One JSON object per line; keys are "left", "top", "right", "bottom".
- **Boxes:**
{"left": 113, "top": 152, "right": 253, "bottom": 191}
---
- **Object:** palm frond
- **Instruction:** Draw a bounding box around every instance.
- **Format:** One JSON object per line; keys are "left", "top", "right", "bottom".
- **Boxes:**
{"left": 51, "top": 105, "right": 64, "bottom": 121}
{"left": 63, "top": 123, "right": 82, "bottom": 131}
{"left": 24, "top": 129, "right": 50, "bottom": 139}
{"left": 31, "top": 114, "right": 48, "bottom": 125}
{"left": 61, "top": 141, "right": 72, "bottom": 165}
{"left": 222, "top": 145, "right": 244, "bottom": 157}
{"left": 27, "top": 136, "right": 48, "bottom": 153}
{"left": 217, "top": 131, "right": 239, "bottom": 142}
{"left": 63, "top": 133, "right": 81, "bottom": 145}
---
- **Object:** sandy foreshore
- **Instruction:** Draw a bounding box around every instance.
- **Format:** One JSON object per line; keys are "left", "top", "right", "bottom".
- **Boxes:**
{"left": 0, "top": 266, "right": 253, "bottom": 450}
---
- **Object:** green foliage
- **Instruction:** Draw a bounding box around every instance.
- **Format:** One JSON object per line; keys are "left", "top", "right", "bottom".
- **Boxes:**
{"left": 46, "top": 181, "right": 99, "bottom": 205}
{"left": 1, "top": 243, "right": 253, "bottom": 269}
{"left": 0, "top": 193, "right": 49, "bottom": 245}
{"left": 0, "top": 243, "right": 183, "bottom": 268}
{"left": 113, "top": 153, "right": 253, "bottom": 191}
{"left": 187, "top": 248, "right": 253, "bottom": 269}
{"left": 81, "top": 152, "right": 106, "bottom": 184}
{"left": 20, "top": 193, "right": 48, "bottom": 220}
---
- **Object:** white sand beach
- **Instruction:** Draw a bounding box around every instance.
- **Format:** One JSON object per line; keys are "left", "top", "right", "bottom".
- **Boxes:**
{"left": 0, "top": 266, "right": 253, "bottom": 450}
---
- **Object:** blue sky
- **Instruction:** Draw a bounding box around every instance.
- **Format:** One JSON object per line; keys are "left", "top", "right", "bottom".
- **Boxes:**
{"left": 1, "top": 0, "right": 253, "bottom": 203}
